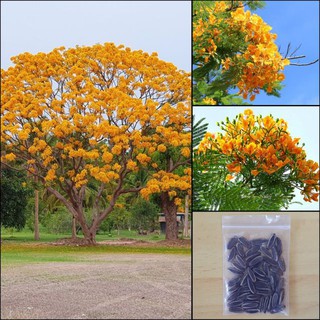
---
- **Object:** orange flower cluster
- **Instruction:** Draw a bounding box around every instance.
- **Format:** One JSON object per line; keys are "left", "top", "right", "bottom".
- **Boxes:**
{"left": 198, "top": 109, "right": 319, "bottom": 202}
{"left": 226, "top": 7, "right": 290, "bottom": 100}
{"left": 193, "top": 1, "right": 290, "bottom": 100}
{"left": 141, "top": 168, "right": 191, "bottom": 206}
{"left": 193, "top": 1, "right": 227, "bottom": 64}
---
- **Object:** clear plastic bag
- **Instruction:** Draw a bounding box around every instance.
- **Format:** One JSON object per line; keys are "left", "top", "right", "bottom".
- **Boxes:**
{"left": 222, "top": 215, "right": 291, "bottom": 316}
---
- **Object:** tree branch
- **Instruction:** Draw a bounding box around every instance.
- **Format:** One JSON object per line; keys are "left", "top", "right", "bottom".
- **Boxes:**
{"left": 290, "top": 59, "right": 319, "bottom": 66}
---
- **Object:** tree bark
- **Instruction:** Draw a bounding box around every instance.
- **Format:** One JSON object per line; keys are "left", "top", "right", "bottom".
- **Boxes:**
{"left": 183, "top": 195, "right": 189, "bottom": 238}
{"left": 161, "top": 192, "right": 178, "bottom": 240}
{"left": 71, "top": 216, "right": 77, "bottom": 240}
{"left": 34, "top": 189, "right": 40, "bottom": 241}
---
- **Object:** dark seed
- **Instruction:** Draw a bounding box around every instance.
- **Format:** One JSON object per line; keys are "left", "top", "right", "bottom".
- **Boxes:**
{"left": 278, "top": 257, "right": 286, "bottom": 272}
{"left": 251, "top": 238, "right": 267, "bottom": 246}
{"left": 228, "top": 284, "right": 239, "bottom": 294}
{"left": 228, "top": 246, "right": 237, "bottom": 261}
{"left": 235, "top": 255, "right": 246, "bottom": 269}
{"left": 228, "top": 267, "right": 243, "bottom": 274}
{"left": 270, "top": 265, "right": 282, "bottom": 275}
{"left": 256, "top": 288, "right": 272, "bottom": 296}
{"left": 255, "top": 280, "right": 270, "bottom": 289}
{"left": 246, "top": 294, "right": 261, "bottom": 301}
{"left": 246, "top": 252, "right": 261, "bottom": 264}
{"left": 275, "top": 237, "right": 282, "bottom": 256}
{"left": 267, "top": 233, "right": 277, "bottom": 249}
{"left": 272, "top": 292, "right": 279, "bottom": 309}
{"left": 249, "top": 256, "right": 264, "bottom": 267}
{"left": 236, "top": 243, "right": 245, "bottom": 257}
{"left": 269, "top": 275, "right": 275, "bottom": 291}
{"left": 246, "top": 245, "right": 260, "bottom": 256}
{"left": 262, "top": 262, "right": 269, "bottom": 274}
{"left": 229, "top": 306, "right": 243, "bottom": 313}
{"left": 233, "top": 259, "right": 246, "bottom": 271}
{"left": 277, "top": 278, "right": 284, "bottom": 292}
{"left": 227, "top": 236, "right": 238, "bottom": 249}
{"left": 279, "top": 288, "right": 285, "bottom": 303}
{"left": 227, "top": 291, "right": 239, "bottom": 302}
{"left": 239, "top": 236, "right": 252, "bottom": 248}
{"left": 240, "top": 272, "right": 248, "bottom": 286}
{"left": 267, "top": 293, "right": 272, "bottom": 311}
{"left": 247, "top": 267, "right": 256, "bottom": 282}
{"left": 260, "top": 246, "right": 273, "bottom": 259}
{"left": 259, "top": 296, "right": 265, "bottom": 312}
{"left": 253, "top": 268, "right": 266, "bottom": 278}
{"left": 242, "top": 301, "right": 259, "bottom": 309}
{"left": 271, "top": 246, "right": 279, "bottom": 261}
{"left": 245, "top": 308, "right": 260, "bottom": 313}
{"left": 263, "top": 256, "right": 279, "bottom": 267}
{"left": 247, "top": 276, "right": 255, "bottom": 294}
{"left": 228, "top": 300, "right": 242, "bottom": 307}
{"left": 263, "top": 296, "right": 269, "bottom": 313}
{"left": 228, "top": 277, "right": 241, "bottom": 287}
{"left": 237, "top": 292, "right": 251, "bottom": 300}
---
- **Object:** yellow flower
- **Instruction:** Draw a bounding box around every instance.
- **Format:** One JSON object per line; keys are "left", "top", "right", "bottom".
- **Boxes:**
{"left": 4, "top": 153, "right": 16, "bottom": 161}
{"left": 157, "top": 144, "right": 167, "bottom": 153}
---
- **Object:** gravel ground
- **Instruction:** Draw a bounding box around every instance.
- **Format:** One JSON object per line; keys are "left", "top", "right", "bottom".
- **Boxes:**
{"left": 1, "top": 253, "right": 191, "bottom": 319}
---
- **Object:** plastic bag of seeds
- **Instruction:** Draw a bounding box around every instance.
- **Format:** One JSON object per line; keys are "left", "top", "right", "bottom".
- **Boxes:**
{"left": 222, "top": 215, "right": 291, "bottom": 316}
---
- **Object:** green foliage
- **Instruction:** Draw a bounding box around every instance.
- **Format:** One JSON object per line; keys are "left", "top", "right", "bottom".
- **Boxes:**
{"left": 192, "top": 116, "right": 209, "bottom": 148}
{"left": 193, "top": 146, "right": 299, "bottom": 211}
{"left": 244, "top": 0, "right": 266, "bottom": 11}
{"left": 193, "top": 1, "right": 265, "bottom": 15}
{"left": 0, "top": 168, "right": 32, "bottom": 230}
{"left": 130, "top": 197, "right": 160, "bottom": 232}
{"left": 100, "top": 206, "right": 132, "bottom": 233}
{"left": 41, "top": 207, "right": 73, "bottom": 234}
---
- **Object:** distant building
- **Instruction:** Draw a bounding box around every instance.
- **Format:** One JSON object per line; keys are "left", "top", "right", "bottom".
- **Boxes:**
{"left": 158, "top": 213, "right": 185, "bottom": 234}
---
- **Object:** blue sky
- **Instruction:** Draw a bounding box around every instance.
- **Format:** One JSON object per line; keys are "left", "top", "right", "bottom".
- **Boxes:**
{"left": 193, "top": 106, "right": 320, "bottom": 210}
{"left": 1, "top": 1, "right": 190, "bottom": 72}
{"left": 240, "top": 0, "right": 320, "bottom": 105}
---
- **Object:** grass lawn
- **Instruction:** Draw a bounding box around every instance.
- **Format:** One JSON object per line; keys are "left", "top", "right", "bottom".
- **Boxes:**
{"left": 1, "top": 228, "right": 190, "bottom": 267}
{"left": 1, "top": 227, "right": 168, "bottom": 242}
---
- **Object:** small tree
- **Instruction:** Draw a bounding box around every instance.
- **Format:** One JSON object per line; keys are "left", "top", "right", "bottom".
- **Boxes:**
{"left": 131, "top": 197, "right": 159, "bottom": 233}
{"left": 1, "top": 43, "right": 191, "bottom": 243}
{"left": 193, "top": 109, "right": 319, "bottom": 210}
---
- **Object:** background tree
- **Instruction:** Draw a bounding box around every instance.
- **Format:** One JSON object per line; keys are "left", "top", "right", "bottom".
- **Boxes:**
{"left": 1, "top": 167, "right": 32, "bottom": 230}
{"left": 131, "top": 197, "right": 159, "bottom": 234}
{"left": 1, "top": 43, "right": 191, "bottom": 243}
{"left": 193, "top": 109, "right": 319, "bottom": 210}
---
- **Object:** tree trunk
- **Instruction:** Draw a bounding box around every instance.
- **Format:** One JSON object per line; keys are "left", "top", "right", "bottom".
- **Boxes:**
{"left": 161, "top": 192, "right": 178, "bottom": 240}
{"left": 80, "top": 226, "right": 97, "bottom": 245}
{"left": 71, "top": 216, "right": 77, "bottom": 240}
{"left": 34, "top": 189, "right": 40, "bottom": 241}
{"left": 75, "top": 213, "right": 97, "bottom": 245}
{"left": 183, "top": 195, "right": 189, "bottom": 238}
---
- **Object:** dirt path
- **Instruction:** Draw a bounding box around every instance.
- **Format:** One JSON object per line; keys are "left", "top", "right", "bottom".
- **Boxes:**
{"left": 1, "top": 253, "right": 191, "bottom": 319}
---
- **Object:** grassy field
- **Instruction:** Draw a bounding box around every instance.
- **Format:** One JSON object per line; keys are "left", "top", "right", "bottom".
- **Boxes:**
{"left": 1, "top": 227, "right": 167, "bottom": 242}
{"left": 1, "top": 228, "right": 190, "bottom": 267}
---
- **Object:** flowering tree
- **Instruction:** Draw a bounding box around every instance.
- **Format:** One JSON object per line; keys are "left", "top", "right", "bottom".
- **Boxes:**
{"left": 193, "top": 109, "right": 319, "bottom": 210}
{"left": 193, "top": 1, "right": 291, "bottom": 104}
{"left": 1, "top": 43, "right": 191, "bottom": 243}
